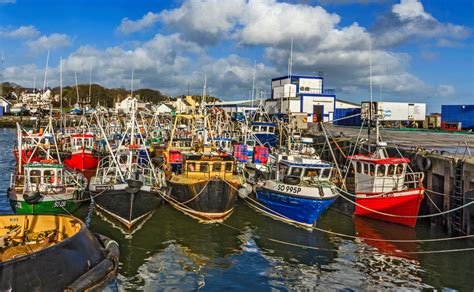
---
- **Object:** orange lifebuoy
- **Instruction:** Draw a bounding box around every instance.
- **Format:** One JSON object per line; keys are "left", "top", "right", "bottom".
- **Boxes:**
{"left": 128, "top": 144, "right": 139, "bottom": 149}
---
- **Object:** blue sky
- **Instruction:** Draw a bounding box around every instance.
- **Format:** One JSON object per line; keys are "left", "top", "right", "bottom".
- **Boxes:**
{"left": 0, "top": 0, "right": 473, "bottom": 112}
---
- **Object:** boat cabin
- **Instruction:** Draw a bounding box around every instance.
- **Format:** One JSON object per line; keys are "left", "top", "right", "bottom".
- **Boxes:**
{"left": 22, "top": 162, "right": 66, "bottom": 192}
{"left": 213, "top": 137, "right": 233, "bottom": 153}
{"left": 69, "top": 133, "right": 95, "bottom": 151}
{"left": 349, "top": 155, "right": 410, "bottom": 193}
{"left": 182, "top": 154, "right": 235, "bottom": 178}
{"left": 276, "top": 159, "right": 333, "bottom": 182}
{"left": 251, "top": 122, "right": 276, "bottom": 135}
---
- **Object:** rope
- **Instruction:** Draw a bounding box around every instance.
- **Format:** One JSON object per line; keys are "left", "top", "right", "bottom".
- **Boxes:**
{"left": 220, "top": 178, "right": 474, "bottom": 243}
{"left": 336, "top": 186, "right": 474, "bottom": 218}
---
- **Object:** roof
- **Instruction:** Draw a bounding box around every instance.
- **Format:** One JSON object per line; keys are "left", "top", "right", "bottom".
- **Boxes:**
{"left": 280, "top": 160, "right": 332, "bottom": 168}
{"left": 347, "top": 154, "right": 410, "bottom": 165}
{"left": 0, "top": 96, "right": 12, "bottom": 105}
{"left": 24, "top": 162, "right": 63, "bottom": 169}
{"left": 251, "top": 122, "right": 276, "bottom": 127}
{"left": 272, "top": 75, "right": 323, "bottom": 81}
{"left": 336, "top": 99, "right": 360, "bottom": 107}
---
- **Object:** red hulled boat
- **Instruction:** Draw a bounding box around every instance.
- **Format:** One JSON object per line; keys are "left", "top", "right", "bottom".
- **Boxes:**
{"left": 63, "top": 133, "right": 99, "bottom": 171}
{"left": 348, "top": 140, "right": 424, "bottom": 228}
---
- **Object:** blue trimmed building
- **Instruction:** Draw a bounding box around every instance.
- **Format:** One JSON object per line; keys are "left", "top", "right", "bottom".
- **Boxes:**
{"left": 266, "top": 75, "right": 336, "bottom": 122}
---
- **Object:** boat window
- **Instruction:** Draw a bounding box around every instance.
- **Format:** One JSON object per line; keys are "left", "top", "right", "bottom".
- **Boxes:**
{"left": 278, "top": 164, "right": 289, "bottom": 175}
{"left": 290, "top": 167, "right": 303, "bottom": 177}
{"left": 212, "top": 163, "right": 221, "bottom": 172}
{"left": 377, "top": 165, "right": 386, "bottom": 177}
{"left": 268, "top": 126, "right": 274, "bottom": 133}
{"left": 44, "top": 170, "right": 54, "bottom": 184}
{"left": 200, "top": 162, "right": 209, "bottom": 172}
{"left": 252, "top": 126, "right": 259, "bottom": 132}
{"left": 261, "top": 126, "right": 267, "bottom": 132}
{"left": 369, "top": 164, "right": 375, "bottom": 176}
{"left": 363, "top": 163, "right": 368, "bottom": 174}
{"left": 396, "top": 164, "right": 404, "bottom": 175}
{"left": 187, "top": 162, "right": 196, "bottom": 172}
{"left": 356, "top": 162, "right": 362, "bottom": 173}
{"left": 304, "top": 168, "right": 320, "bottom": 177}
{"left": 387, "top": 164, "right": 395, "bottom": 176}
{"left": 321, "top": 168, "right": 331, "bottom": 179}
{"left": 225, "top": 162, "right": 233, "bottom": 172}
{"left": 29, "top": 169, "right": 41, "bottom": 185}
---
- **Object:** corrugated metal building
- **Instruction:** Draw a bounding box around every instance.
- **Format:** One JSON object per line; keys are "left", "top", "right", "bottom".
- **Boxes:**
{"left": 441, "top": 105, "right": 474, "bottom": 130}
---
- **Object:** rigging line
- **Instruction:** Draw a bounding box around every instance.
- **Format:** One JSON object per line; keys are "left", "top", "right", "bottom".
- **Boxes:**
{"left": 336, "top": 186, "right": 474, "bottom": 218}
{"left": 220, "top": 179, "right": 474, "bottom": 243}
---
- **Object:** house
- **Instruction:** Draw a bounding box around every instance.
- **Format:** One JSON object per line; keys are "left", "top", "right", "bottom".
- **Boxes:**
{"left": 173, "top": 96, "right": 197, "bottom": 113}
{"left": 115, "top": 96, "right": 149, "bottom": 114}
{"left": 155, "top": 103, "right": 174, "bottom": 114}
{"left": 266, "top": 74, "right": 336, "bottom": 122}
{"left": 0, "top": 96, "right": 11, "bottom": 116}
{"left": 207, "top": 99, "right": 259, "bottom": 115}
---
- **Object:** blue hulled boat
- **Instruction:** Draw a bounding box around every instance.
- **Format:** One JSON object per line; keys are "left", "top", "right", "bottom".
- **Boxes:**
{"left": 250, "top": 122, "right": 277, "bottom": 147}
{"left": 249, "top": 155, "right": 339, "bottom": 227}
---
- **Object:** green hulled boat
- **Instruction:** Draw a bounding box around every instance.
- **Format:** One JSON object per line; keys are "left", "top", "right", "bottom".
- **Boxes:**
{"left": 8, "top": 161, "right": 87, "bottom": 214}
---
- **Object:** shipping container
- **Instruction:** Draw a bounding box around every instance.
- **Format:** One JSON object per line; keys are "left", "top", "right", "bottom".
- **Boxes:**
{"left": 361, "top": 102, "right": 426, "bottom": 121}
{"left": 441, "top": 105, "right": 474, "bottom": 130}
{"left": 333, "top": 108, "right": 361, "bottom": 126}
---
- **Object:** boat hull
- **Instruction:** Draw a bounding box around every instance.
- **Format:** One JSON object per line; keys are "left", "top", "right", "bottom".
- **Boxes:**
{"left": 64, "top": 149, "right": 99, "bottom": 171}
{"left": 13, "top": 149, "right": 41, "bottom": 165}
{"left": 354, "top": 188, "right": 424, "bottom": 228}
{"left": 167, "top": 178, "right": 238, "bottom": 220}
{"left": 93, "top": 187, "right": 163, "bottom": 229}
{"left": 253, "top": 188, "right": 336, "bottom": 227}
{"left": 254, "top": 133, "right": 277, "bottom": 147}
{"left": 8, "top": 189, "right": 84, "bottom": 215}
{"left": 0, "top": 215, "right": 119, "bottom": 291}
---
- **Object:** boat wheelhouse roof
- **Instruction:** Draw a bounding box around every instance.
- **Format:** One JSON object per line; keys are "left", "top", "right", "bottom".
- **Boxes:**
{"left": 70, "top": 133, "right": 94, "bottom": 138}
{"left": 280, "top": 160, "right": 332, "bottom": 168}
{"left": 348, "top": 154, "right": 410, "bottom": 165}
{"left": 185, "top": 154, "right": 234, "bottom": 162}
{"left": 251, "top": 122, "right": 276, "bottom": 127}
{"left": 213, "top": 137, "right": 233, "bottom": 141}
{"left": 24, "top": 162, "right": 63, "bottom": 169}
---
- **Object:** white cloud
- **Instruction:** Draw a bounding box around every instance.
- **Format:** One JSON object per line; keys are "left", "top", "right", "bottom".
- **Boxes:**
{"left": 437, "top": 84, "right": 455, "bottom": 97}
{"left": 160, "top": 0, "right": 245, "bottom": 44}
{"left": 0, "top": 25, "right": 40, "bottom": 39}
{"left": 392, "top": 0, "right": 432, "bottom": 21}
{"left": 117, "top": 12, "right": 160, "bottom": 35}
{"left": 373, "top": 0, "right": 470, "bottom": 48}
{"left": 27, "top": 33, "right": 72, "bottom": 52}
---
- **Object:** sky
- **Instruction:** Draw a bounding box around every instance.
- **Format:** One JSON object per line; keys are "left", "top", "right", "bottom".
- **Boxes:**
{"left": 0, "top": 0, "right": 473, "bottom": 112}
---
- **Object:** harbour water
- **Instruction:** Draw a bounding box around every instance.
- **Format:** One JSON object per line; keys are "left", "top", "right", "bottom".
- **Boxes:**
{"left": 1, "top": 127, "right": 473, "bottom": 290}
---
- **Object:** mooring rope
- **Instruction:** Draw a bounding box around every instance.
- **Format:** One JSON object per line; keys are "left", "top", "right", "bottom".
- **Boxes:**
{"left": 219, "top": 178, "right": 474, "bottom": 243}
{"left": 336, "top": 186, "right": 474, "bottom": 218}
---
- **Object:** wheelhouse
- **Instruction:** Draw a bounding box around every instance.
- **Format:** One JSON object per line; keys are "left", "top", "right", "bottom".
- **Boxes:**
{"left": 276, "top": 160, "right": 333, "bottom": 182}
{"left": 70, "top": 133, "right": 95, "bottom": 151}
{"left": 182, "top": 154, "right": 235, "bottom": 178}
{"left": 251, "top": 122, "right": 276, "bottom": 134}
{"left": 20, "top": 162, "right": 67, "bottom": 193}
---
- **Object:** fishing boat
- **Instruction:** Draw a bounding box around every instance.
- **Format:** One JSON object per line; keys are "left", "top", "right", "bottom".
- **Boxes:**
{"left": 248, "top": 155, "right": 339, "bottom": 228}
{"left": 347, "top": 103, "right": 424, "bottom": 228}
{"left": 63, "top": 132, "right": 99, "bottom": 171}
{"left": 89, "top": 98, "right": 166, "bottom": 229}
{"left": 164, "top": 113, "right": 243, "bottom": 221}
{"left": 8, "top": 160, "right": 87, "bottom": 214}
{"left": 0, "top": 214, "right": 119, "bottom": 290}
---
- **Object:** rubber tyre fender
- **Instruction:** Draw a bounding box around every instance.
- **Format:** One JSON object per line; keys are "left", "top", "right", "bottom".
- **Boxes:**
{"left": 416, "top": 155, "right": 432, "bottom": 172}
{"left": 282, "top": 176, "right": 301, "bottom": 185}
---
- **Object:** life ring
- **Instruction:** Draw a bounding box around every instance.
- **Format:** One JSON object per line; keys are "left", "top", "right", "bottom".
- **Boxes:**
{"left": 416, "top": 155, "right": 432, "bottom": 172}
{"left": 40, "top": 159, "right": 58, "bottom": 164}
{"left": 128, "top": 144, "right": 139, "bottom": 149}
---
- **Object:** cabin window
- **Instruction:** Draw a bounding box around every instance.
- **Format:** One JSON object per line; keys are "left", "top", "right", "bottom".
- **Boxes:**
{"left": 252, "top": 126, "right": 259, "bottom": 131}
{"left": 225, "top": 162, "right": 233, "bottom": 172}
{"left": 363, "top": 163, "right": 368, "bottom": 175}
{"left": 377, "top": 165, "right": 386, "bottom": 177}
{"left": 29, "top": 170, "right": 41, "bottom": 185}
{"left": 268, "top": 127, "right": 274, "bottom": 133}
{"left": 187, "top": 162, "right": 196, "bottom": 172}
{"left": 369, "top": 164, "right": 375, "bottom": 176}
{"left": 304, "top": 168, "right": 320, "bottom": 177}
{"left": 356, "top": 162, "right": 362, "bottom": 173}
{"left": 396, "top": 164, "right": 404, "bottom": 175}
{"left": 212, "top": 163, "right": 221, "bottom": 172}
{"left": 290, "top": 167, "right": 303, "bottom": 177}
{"left": 261, "top": 126, "right": 267, "bottom": 132}
{"left": 321, "top": 168, "right": 331, "bottom": 179}
{"left": 387, "top": 164, "right": 395, "bottom": 176}
{"left": 200, "top": 163, "right": 209, "bottom": 172}
{"left": 44, "top": 170, "right": 54, "bottom": 184}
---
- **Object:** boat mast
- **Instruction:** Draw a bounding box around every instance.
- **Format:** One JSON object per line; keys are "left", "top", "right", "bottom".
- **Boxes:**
{"left": 368, "top": 43, "right": 373, "bottom": 154}
{"left": 60, "top": 57, "right": 63, "bottom": 129}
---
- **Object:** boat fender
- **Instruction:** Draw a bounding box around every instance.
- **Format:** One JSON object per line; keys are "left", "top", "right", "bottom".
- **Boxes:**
{"left": 282, "top": 176, "right": 301, "bottom": 185}
{"left": 416, "top": 155, "right": 432, "bottom": 172}
{"left": 23, "top": 192, "right": 42, "bottom": 205}
{"left": 238, "top": 183, "right": 253, "bottom": 199}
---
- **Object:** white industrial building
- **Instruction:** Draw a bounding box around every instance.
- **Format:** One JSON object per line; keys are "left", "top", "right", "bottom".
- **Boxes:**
{"left": 266, "top": 75, "right": 336, "bottom": 122}
{"left": 207, "top": 99, "right": 258, "bottom": 114}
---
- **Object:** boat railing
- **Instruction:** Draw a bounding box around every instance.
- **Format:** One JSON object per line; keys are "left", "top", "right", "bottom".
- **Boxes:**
{"left": 17, "top": 174, "right": 79, "bottom": 192}
{"left": 404, "top": 172, "right": 425, "bottom": 189}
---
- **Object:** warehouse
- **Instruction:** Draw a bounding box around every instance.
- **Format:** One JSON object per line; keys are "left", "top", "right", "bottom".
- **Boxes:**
{"left": 441, "top": 105, "right": 474, "bottom": 130}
